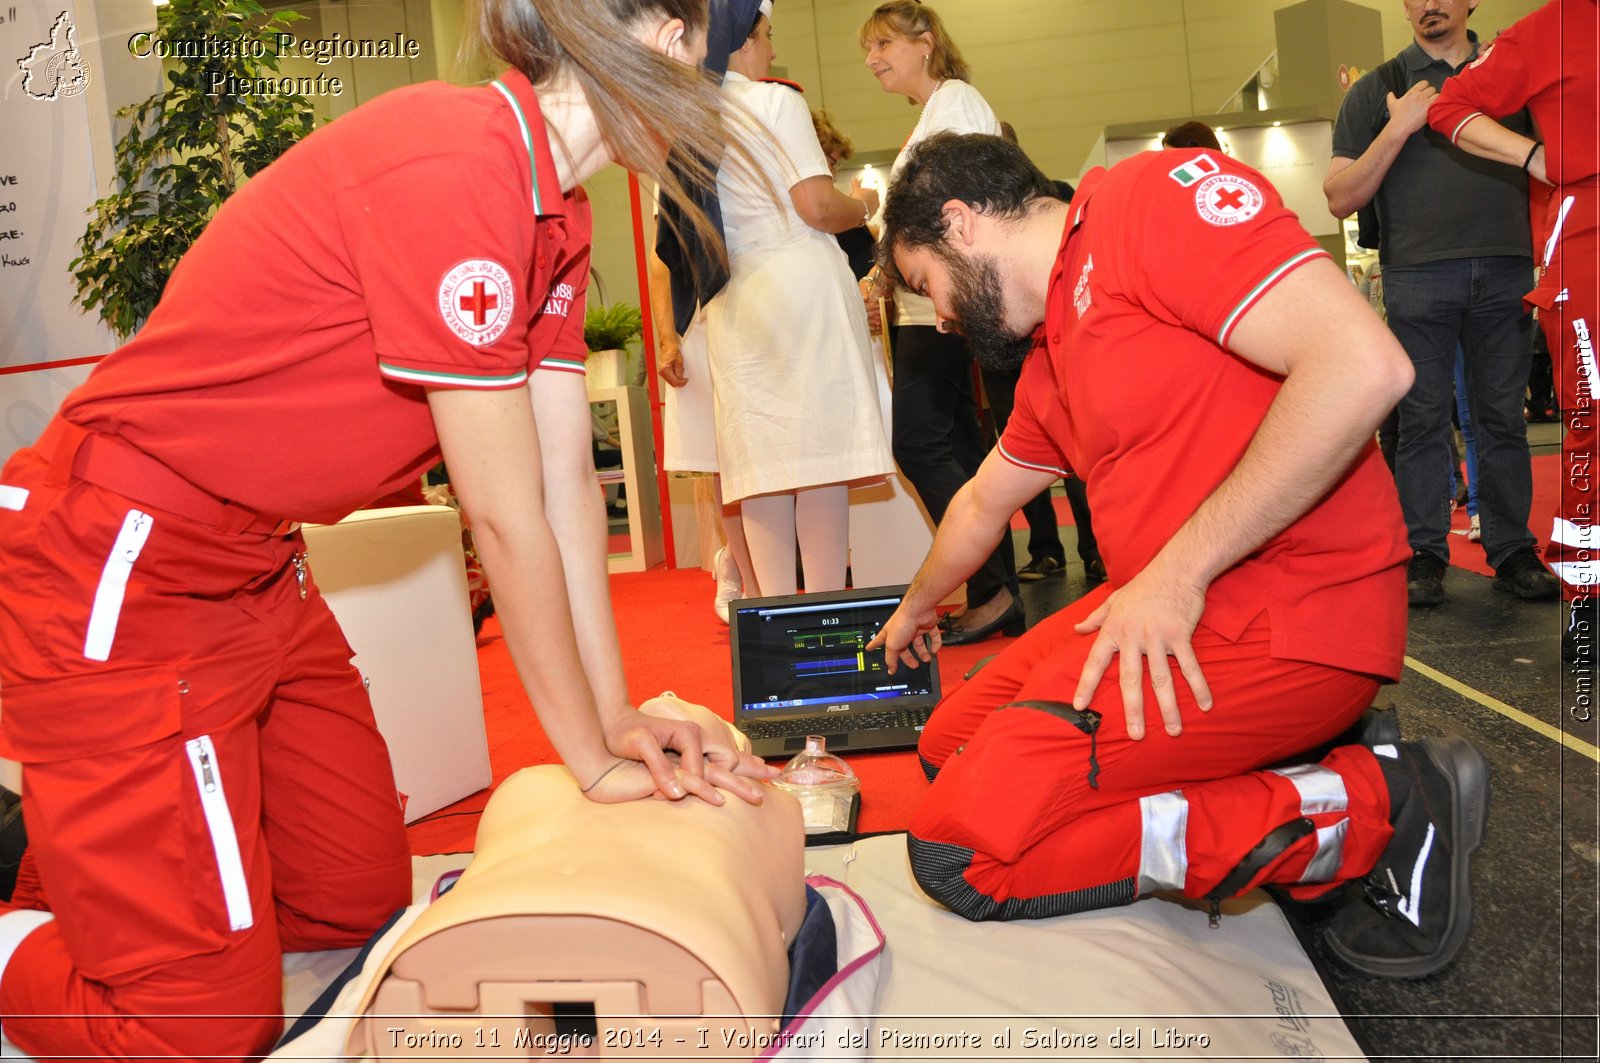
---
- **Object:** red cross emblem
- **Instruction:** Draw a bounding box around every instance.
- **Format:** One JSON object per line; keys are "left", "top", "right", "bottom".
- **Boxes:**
{"left": 459, "top": 281, "right": 499, "bottom": 326}
{"left": 438, "top": 259, "right": 515, "bottom": 345}
{"left": 1213, "top": 187, "right": 1246, "bottom": 212}
{"left": 1194, "top": 174, "right": 1263, "bottom": 227}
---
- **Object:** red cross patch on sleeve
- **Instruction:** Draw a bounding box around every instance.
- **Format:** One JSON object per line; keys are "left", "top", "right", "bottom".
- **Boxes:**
{"left": 438, "top": 259, "right": 516, "bottom": 346}
{"left": 1194, "top": 174, "right": 1265, "bottom": 227}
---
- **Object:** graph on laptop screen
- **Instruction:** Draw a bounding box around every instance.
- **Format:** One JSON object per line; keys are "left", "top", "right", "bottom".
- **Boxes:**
{"left": 733, "top": 594, "right": 936, "bottom": 716}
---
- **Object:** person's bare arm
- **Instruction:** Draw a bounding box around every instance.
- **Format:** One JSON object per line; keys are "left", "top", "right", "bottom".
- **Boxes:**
{"left": 791, "top": 174, "right": 877, "bottom": 235}
{"left": 1070, "top": 257, "right": 1413, "bottom": 738}
{"left": 1449, "top": 114, "right": 1546, "bottom": 184}
{"left": 427, "top": 385, "right": 620, "bottom": 790}
{"left": 528, "top": 372, "right": 770, "bottom": 804}
{"left": 867, "top": 451, "right": 1057, "bottom": 672}
{"left": 646, "top": 243, "right": 687, "bottom": 387}
{"left": 429, "top": 384, "right": 769, "bottom": 804}
{"left": 1324, "top": 80, "right": 1438, "bottom": 218}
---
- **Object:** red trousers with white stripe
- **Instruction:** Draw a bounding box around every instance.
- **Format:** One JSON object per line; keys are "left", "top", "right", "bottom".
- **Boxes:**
{"left": 1534, "top": 181, "right": 1598, "bottom": 604}
{"left": 0, "top": 445, "right": 411, "bottom": 1060}
{"left": 908, "top": 585, "right": 1394, "bottom": 921}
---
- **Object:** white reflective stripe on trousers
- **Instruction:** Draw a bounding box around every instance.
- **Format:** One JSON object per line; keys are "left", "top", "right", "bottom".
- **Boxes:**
{"left": 186, "top": 735, "right": 254, "bottom": 931}
{"left": 1271, "top": 764, "right": 1350, "bottom": 883}
{"left": 1552, "top": 517, "right": 1599, "bottom": 550}
{"left": 1543, "top": 195, "right": 1575, "bottom": 269}
{"left": 1303, "top": 821, "right": 1350, "bottom": 884}
{"left": 83, "top": 509, "right": 154, "bottom": 662}
{"left": 1271, "top": 764, "right": 1349, "bottom": 816}
{"left": 1137, "top": 790, "right": 1189, "bottom": 895}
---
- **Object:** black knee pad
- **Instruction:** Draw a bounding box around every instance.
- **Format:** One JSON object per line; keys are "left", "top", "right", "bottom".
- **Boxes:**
{"left": 907, "top": 833, "right": 1136, "bottom": 922}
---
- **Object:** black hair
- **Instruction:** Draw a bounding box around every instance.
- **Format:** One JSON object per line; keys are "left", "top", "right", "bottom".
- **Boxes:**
{"left": 877, "top": 131, "right": 1055, "bottom": 283}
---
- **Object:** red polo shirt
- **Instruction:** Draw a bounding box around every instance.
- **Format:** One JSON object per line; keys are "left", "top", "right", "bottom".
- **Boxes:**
{"left": 1430, "top": 0, "right": 1598, "bottom": 187}
{"left": 1000, "top": 150, "right": 1408, "bottom": 680}
{"left": 60, "top": 69, "right": 591, "bottom": 524}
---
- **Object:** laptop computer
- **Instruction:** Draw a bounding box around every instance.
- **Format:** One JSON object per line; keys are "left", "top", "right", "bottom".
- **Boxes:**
{"left": 730, "top": 585, "right": 942, "bottom": 760}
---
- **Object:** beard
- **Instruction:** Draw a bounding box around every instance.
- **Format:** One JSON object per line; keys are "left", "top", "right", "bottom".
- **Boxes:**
{"left": 1417, "top": 12, "right": 1450, "bottom": 38}
{"left": 943, "top": 251, "right": 1034, "bottom": 372}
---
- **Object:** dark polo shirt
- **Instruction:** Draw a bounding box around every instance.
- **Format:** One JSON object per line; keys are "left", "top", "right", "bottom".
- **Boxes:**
{"left": 1331, "top": 33, "right": 1532, "bottom": 268}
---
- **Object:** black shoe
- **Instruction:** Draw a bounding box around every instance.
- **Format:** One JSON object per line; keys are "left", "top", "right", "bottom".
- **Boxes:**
{"left": 1017, "top": 555, "right": 1064, "bottom": 582}
{"left": 1493, "top": 547, "right": 1560, "bottom": 601}
{"left": 1564, "top": 597, "right": 1596, "bottom": 664}
{"left": 1406, "top": 552, "right": 1447, "bottom": 608}
{"left": 471, "top": 595, "right": 496, "bottom": 636}
{"left": 1268, "top": 706, "right": 1402, "bottom": 779}
{"left": 1338, "top": 705, "right": 1402, "bottom": 749}
{"left": 1083, "top": 555, "right": 1107, "bottom": 583}
{"left": 942, "top": 599, "right": 1026, "bottom": 646}
{"left": 1322, "top": 737, "right": 1489, "bottom": 979}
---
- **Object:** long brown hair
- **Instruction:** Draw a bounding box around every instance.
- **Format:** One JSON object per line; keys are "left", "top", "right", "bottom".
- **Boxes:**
{"left": 858, "top": 1, "right": 971, "bottom": 84}
{"left": 473, "top": 0, "right": 729, "bottom": 267}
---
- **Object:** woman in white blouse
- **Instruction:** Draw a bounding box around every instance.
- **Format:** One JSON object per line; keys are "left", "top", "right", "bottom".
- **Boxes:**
{"left": 704, "top": 4, "right": 893, "bottom": 598}
{"left": 860, "top": 0, "right": 1022, "bottom": 645}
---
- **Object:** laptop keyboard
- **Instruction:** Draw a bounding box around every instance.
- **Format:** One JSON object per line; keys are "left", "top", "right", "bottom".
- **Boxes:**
{"left": 741, "top": 705, "right": 935, "bottom": 741}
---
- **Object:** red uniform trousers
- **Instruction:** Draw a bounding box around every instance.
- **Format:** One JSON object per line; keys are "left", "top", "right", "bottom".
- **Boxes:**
{"left": 909, "top": 585, "right": 1394, "bottom": 921}
{"left": 1534, "top": 181, "right": 1599, "bottom": 603}
{"left": 0, "top": 427, "right": 411, "bottom": 1061}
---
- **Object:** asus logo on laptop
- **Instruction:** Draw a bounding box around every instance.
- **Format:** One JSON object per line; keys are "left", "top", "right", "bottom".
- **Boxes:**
{"left": 826, "top": 704, "right": 850, "bottom": 712}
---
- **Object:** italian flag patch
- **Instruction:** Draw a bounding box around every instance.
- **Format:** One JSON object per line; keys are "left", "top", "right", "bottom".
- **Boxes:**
{"left": 1168, "top": 153, "right": 1221, "bottom": 187}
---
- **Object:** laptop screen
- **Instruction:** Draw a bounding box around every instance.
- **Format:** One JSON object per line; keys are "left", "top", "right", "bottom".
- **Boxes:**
{"left": 730, "top": 586, "right": 939, "bottom": 719}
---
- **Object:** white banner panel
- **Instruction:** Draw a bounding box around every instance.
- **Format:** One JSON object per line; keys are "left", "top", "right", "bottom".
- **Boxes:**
{"left": 1, "top": 0, "right": 119, "bottom": 452}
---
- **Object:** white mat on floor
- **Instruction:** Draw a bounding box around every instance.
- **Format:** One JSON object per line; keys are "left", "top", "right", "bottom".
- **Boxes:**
{"left": 802, "top": 835, "right": 1363, "bottom": 1060}
{"left": 3, "top": 837, "right": 1364, "bottom": 1061}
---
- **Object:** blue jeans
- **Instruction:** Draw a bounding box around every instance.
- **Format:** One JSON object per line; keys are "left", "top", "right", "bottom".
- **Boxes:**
{"left": 1453, "top": 348, "right": 1478, "bottom": 518}
{"left": 1383, "top": 256, "right": 1535, "bottom": 567}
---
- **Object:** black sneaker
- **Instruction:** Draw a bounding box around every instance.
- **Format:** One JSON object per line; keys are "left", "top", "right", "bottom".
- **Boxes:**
{"left": 1322, "top": 737, "right": 1489, "bottom": 978}
{"left": 1406, "top": 552, "right": 1447, "bottom": 608}
{"left": 1342, "top": 705, "right": 1402, "bottom": 749}
{"left": 1017, "top": 555, "right": 1064, "bottom": 582}
{"left": 1493, "top": 547, "right": 1560, "bottom": 601}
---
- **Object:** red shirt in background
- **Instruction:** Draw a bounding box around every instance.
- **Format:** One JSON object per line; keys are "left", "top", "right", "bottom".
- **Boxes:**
{"left": 1430, "top": 0, "right": 1599, "bottom": 187}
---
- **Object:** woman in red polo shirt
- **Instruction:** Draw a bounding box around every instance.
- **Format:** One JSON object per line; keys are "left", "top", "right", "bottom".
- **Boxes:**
{"left": 0, "top": 1, "right": 770, "bottom": 1058}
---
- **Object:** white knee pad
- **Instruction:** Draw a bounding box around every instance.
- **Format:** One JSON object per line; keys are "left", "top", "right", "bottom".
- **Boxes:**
{"left": 0, "top": 909, "right": 54, "bottom": 984}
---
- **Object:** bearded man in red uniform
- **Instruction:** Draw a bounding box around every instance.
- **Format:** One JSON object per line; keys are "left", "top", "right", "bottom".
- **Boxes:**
{"left": 1427, "top": 0, "right": 1599, "bottom": 669}
{"left": 868, "top": 132, "right": 1490, "bottom": 978}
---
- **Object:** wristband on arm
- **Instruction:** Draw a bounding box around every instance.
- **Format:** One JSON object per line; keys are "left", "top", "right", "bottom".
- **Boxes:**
{"left": 1523, "top": 141, "right": 1544, "bottom": 173}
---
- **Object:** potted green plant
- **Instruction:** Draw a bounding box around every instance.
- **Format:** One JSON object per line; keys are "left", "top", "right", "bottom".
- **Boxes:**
{"left": 583, "top": 302, "right": 644, "bottom": 388}
{"left": 71, "top": 0, "right": 316, "bottom": 339}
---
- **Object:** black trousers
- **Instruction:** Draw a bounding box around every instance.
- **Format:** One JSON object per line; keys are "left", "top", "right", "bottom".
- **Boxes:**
{"left": 892, "top": 325, "right": 1016, "bottom": 606}
{"left": 980, "top": 363, "right": 1066, "bottom": 565}
{"left": 1063, "top": 476, "right": 1099, "bottom": 564}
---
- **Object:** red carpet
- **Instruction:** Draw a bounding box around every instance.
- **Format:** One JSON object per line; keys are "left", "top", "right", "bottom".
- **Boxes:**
{"left": 1446, "top": 452, "right": 1560, "bottom": 576}
{"left": 406, "top": 568, "right": 1015, "bottom": 855}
